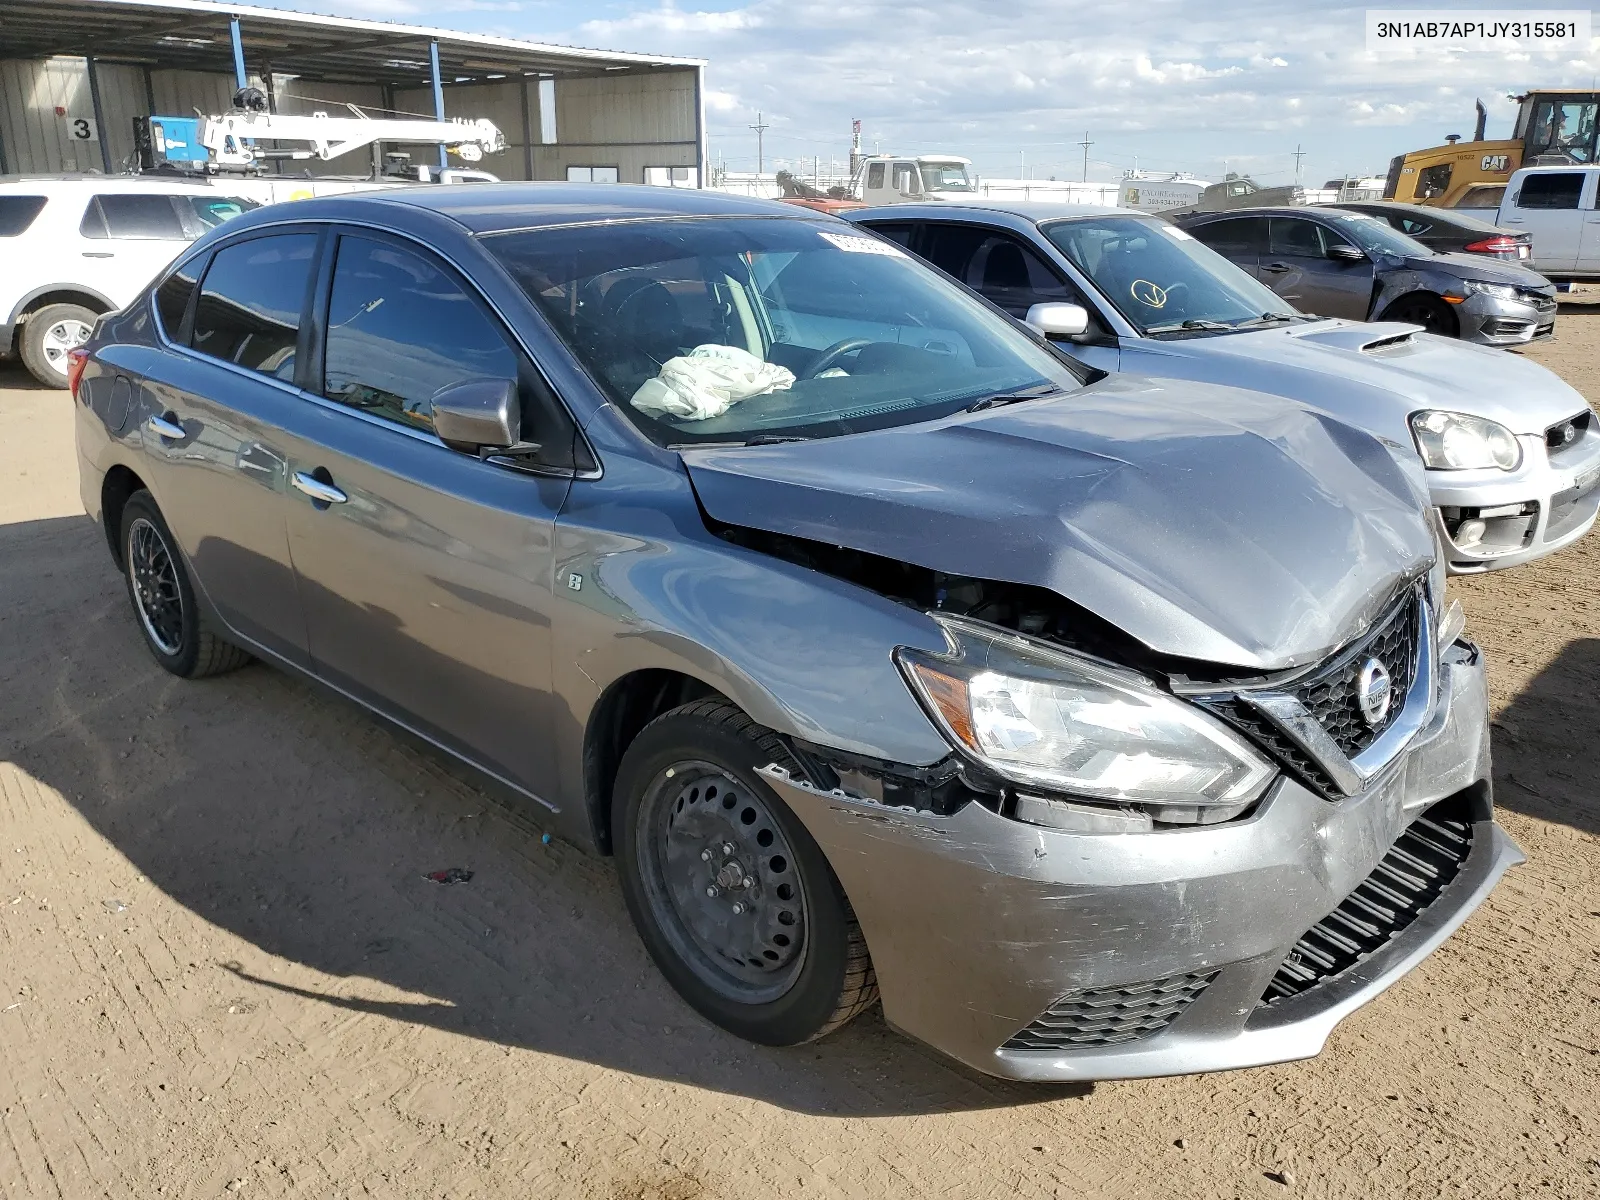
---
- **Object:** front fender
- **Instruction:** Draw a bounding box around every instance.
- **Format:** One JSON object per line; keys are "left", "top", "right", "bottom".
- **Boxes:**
{"left": 547, "top": 451, "right": 953, "bottom": 844}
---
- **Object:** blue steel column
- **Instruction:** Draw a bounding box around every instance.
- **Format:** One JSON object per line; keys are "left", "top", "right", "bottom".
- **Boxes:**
{"left": 429, "top": 40, "right": 448, "bottom": 169}
{"left": 229, "top": 17, "right": 247, "bottom": 89}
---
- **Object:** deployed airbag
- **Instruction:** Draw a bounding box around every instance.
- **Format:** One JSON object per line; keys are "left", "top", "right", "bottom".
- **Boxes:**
{"left": 631, "top": 344, "right": 796, "bottom": 421}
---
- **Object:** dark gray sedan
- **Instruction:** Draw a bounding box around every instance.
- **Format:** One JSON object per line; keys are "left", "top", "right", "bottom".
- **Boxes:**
{"left": 70, "top": 185, "right": 1517, "bottom": 1081}
{"left": 1177, "top": 206, "right": 1556, "bottom": 344}
{"left": 1331, "top": 200, "right": 1533, "bottom": 263}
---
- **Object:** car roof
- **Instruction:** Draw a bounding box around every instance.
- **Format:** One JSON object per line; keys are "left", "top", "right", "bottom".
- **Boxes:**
{"left": 0, "top": 173, "right": 248, "bottom": 195}
{"left": 1180, "top": 207, "right": 1337, "bottom": 221}
{"left": 851, "top": 200, "right": 1130, "bottom": 224}
{"left": 1329, "top": 201, "right": 1507, "bottom": 233}
{"left": 339, "top": 182, "right": 810, "bottom": 234}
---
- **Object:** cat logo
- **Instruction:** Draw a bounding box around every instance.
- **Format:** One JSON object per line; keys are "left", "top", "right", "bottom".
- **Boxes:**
{"left": 1481, "top": 154, "right": 1510, "bottom": 173}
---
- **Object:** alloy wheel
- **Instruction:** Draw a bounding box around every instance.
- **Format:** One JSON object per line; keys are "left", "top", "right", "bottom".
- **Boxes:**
{"left": 638, "top": 761, "right": 809, "bottom": 1003}
{"left": 127, "top": 517, "right": 185, "bottom": 656}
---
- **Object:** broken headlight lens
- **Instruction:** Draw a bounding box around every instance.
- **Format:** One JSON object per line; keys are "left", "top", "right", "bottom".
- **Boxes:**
{"left": 897, "top": 615, "right": 1275, "bottom": 822}
{"left": 1409, "top": 410, "right": 1521, "bottom": 471}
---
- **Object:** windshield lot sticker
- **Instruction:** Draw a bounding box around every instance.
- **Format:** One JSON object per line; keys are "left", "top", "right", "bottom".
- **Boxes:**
{"left": 1131, "top": 279, "right": 1169, "bottom": 308}
{"left": 819, "top": 231, "right": 908, "bottom": 257}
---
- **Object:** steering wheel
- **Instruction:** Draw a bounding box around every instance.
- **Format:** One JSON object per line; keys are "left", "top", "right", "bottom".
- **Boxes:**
{"left": 799, "top": 337, "right": 873, "bottom": 380}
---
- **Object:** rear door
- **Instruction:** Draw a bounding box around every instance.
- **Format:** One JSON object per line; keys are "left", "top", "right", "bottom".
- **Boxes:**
{"left": 1504, "top": 171, "right": 1587, "bottom": 273}
{"left": 78, "top": 193, "right": 196, "bottom": 307}
{"left": 1260, "top": 217, "right": 1373, "bottom": 318}
{"left": 278, "top": 229, "right": 577, "bottom": 804}
{"left": 134, "top": 229, "right": 318, "bottom": 665}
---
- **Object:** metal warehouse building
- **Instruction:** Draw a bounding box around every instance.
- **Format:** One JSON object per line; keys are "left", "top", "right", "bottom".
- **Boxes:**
{"left": 0, "top": 0, "right": 706, "bottom": 185}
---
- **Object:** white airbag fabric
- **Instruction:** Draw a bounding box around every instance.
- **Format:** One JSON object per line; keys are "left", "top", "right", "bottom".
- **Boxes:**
{"left": 631, "top": 344, "right": 795, "bottom": 421}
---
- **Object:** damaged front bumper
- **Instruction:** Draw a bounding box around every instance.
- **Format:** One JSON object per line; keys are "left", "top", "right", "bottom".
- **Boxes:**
{"left": 762, "top": 640, "right": 1520, "bottom": 1081}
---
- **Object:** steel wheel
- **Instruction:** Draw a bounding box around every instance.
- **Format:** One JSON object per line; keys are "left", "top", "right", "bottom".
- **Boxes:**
{"left": 127, "top": 516, "right": 185, "bottom": 657}
{"left": 637, "top": 759, "right": 809, "bottom": 1003}
{"left": 39, "top": 317, "right": 92, "bottom": 371}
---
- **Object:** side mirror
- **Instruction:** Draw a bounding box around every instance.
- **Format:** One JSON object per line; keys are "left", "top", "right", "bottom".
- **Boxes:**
{"left": 432, "top": 377, "right": 521, "bottom": 454}
{"left": 1025, "top": 302, "right": 1090, "bottom": 337}
{"left": 1328, "top": 244, "right": 1366, "bottom": 264}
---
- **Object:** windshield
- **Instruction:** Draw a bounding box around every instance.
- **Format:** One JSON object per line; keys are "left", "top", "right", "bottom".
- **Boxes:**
{"left": 486, "top": 217, "right": 1082, "bottom": 446}
{"left": 1041, "top": 216, "right": 1296, "bottom": 335}
{"left": 920, "top": 163, "right": 974, "bottom": 193}
{"left": 1325, "top": 212, "right": 1431, "bottom": 258}
{"left": 183, "top": 195, "right": 259, "bottom": 229}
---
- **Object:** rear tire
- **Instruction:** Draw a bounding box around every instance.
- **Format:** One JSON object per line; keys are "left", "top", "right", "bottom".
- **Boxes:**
{"left": 119, "top": 491, "right": 252, "bottom": 679}
{"left": 1380, "top": 293, "right": 1459, "bottom": 338}
{"left": 20, "top": 303, "right": 97, "bottom": 388}
{"left": 612, "top": 699, "right": 878, "bottom": 1045}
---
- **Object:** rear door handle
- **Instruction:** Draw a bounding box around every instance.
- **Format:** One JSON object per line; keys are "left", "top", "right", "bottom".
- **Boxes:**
{"left": 292, "top": 470, "right": 347, "bottom": 505}
{"left": 81, "top": 251, "right": 115, "bottom": 258}
{"left": 146, "top": 413, "right": 187, "bottom": 440}
{"left": 1261, "top": 262, "right": 1292, "bottom": 273}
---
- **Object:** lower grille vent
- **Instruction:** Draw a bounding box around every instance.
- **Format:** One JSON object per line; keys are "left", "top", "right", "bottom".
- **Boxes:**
{"left": 1260, "top": 806, "right": 1473, "bottom": 1005}
{"left": 1003, "top": 972, "right": 1216, "bottom": 1050}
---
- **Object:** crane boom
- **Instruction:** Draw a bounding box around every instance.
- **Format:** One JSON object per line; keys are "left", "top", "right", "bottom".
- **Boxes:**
{"left": 203, "top": 108, "right": 507, "bottom": 169}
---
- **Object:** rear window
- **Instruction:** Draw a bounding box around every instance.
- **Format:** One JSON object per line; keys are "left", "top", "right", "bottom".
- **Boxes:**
{"left": 0, "top": 196, "right": 47, "bottom": 237}
{"left": 1515, "top": 173, "right": 1585, "bottom": 210}
{"left": 81, "top": 194, "right": 188, "bottom": 240}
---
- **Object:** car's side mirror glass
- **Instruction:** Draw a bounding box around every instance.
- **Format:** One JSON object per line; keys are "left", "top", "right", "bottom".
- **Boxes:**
{"left": 1025, "top": 302, "right": 1091, "bottom": 337}
{"left": 432, "top": 377, "right": 522, "bottom": 454}
{"left": 1328, "top": 244, "right": 1366, "bottom": 263}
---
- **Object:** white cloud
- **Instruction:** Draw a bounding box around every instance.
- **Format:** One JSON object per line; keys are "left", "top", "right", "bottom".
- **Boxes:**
{"left": 582, "top": 3, "right": 761, "bottom": 37}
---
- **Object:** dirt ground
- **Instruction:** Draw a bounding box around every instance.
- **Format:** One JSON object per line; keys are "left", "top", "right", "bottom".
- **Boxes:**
{"left": 1, "top": 318, "right": 1597, "bottom": 1200}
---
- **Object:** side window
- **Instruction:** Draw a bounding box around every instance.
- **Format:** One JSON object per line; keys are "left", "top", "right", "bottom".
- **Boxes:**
{"left": 1189, "top": 217, "right": 1264, "bottom": 255}
{"left": 1515, "top": 173, "right": 1584, "bottom": 210}
{"left": 1269, "top": 218, "right": 1327, "bottom": 258}
{"left": 1397, "top": 216, "right": 1431, "bottom": 235}
{"left": 155, "top": 257, "right": 204, "bottom": 339}
{"left": 857, "top": 221, "right": 918, "bottom": 248}
{"left": 88, "top": 194, "right": 188, "bottom": 240}
{"left": 1416, "top": 163, "right": 1453, "bottom": 200}
{"left": 891, "top": 163, "right": 917, "bottom": 194}
{"left": 191, "top": 234, "right": 317, "bottom": 380}
{"left": 866, "top": 162, "right": 886, "bottom": 190}
{"left": 0, "top": 196, "right": 47, "bottom": 237}
{"left": 966, "top": 235, "right": 1080, "bottom": 317}
{"left": 323, "top": 236, "right": 519, "bottom": 433}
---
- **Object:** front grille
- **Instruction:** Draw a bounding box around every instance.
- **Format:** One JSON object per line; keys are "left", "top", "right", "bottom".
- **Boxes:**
{"left": 1546, "top": 410, "right": 1592, "bottom": 456}
{"left": 1003, "top": 972, "right": 1216, "bottom": 1050}
{"left": 1296, "top": 594, "right": 1419, "bottom": 757}
{"left": 1523, "top": 292, "right": 1557, "bottom": 314}
{"left": 1260, "top": 804, "right": 1473, "bottom": 1005}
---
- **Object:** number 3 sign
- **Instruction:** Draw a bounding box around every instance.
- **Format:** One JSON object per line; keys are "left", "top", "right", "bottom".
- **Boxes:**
{"left": 65, "top": 116, "right": 98, "bottom": 141}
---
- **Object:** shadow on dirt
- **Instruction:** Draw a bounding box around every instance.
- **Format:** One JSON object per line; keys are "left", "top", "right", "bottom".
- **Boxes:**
{"left": 3, "top": 513, "right": 1088, "bottom": 1118}
{"left": 1490, "top": 636, "right": 1600, "bottom": 839}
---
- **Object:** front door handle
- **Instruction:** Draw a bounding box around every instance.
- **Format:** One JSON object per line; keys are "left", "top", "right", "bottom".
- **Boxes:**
{"left": 81, "top": 251, "right": 115, "bottom": 259}
{"left": 292, "top": 470, "right": 348, "bottom": 505}
{"left": 1261, "top": 262, "right": 1293, "bottom": 273}
{"left": 146, "top": 413, "right": 187, "bottom": 440}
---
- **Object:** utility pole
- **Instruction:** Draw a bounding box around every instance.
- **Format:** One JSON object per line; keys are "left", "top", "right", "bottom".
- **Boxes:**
{"left": 1292, "top": 144, "right": 1306, "bottom": 184}
{"left": 749, "top": 111, "right": 770, "bottom": 176}
{"left": 1077, "top": 130, "right": 1093, "bottom": 182}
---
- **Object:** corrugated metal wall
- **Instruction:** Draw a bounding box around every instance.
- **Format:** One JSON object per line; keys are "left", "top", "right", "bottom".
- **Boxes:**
{"left": 1, "top": 56, "right": 700, "bottom": 185}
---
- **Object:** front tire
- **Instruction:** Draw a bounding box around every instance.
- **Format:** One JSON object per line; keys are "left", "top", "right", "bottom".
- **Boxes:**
{"left": 20, "top": 303, "right": 97, "bottom": 388}
{"left": 612, "top": 699, "right": 877, "bottom": 1045}
{"left": 119, "top": 491, "right": 251, "bottom": 678}
{"left": 1380, "top": 293, "right": 1459, "bottom": 338}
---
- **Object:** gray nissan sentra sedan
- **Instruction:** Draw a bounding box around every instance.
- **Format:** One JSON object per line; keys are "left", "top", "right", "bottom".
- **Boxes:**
{"left": 70, "top": 185, "right": 1522, "bottom": 1081}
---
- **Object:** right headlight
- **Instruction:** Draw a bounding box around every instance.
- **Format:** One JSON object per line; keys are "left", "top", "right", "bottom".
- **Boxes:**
{"left": 1409, "top": 409, "right": 1522, "bottom": 471}
{"left": 897, "top": 615, "right": 1276, "bottom": 824}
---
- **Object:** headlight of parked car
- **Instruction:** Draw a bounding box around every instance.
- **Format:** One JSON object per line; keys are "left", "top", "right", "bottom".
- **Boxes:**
{"left": 897, "top": 615, "right": 1276, "bottom": 825}
{"left": 1409, "top": 410, "right": 1522, "bottom": 471}
{"left": 1460, "top": 279, "right": 1520, "bottom": 303}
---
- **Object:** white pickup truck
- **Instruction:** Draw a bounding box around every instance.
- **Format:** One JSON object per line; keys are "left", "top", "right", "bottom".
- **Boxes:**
{"left": 1457, "top": 164, "right": 1600, "bottom": 282}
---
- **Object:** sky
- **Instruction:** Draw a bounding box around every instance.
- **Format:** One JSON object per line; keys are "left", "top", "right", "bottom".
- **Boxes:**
{"left": 232, "top": 0, "right": 1600, "bottom": 186}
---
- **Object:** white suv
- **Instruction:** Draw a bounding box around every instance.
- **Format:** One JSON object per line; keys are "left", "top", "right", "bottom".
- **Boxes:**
{"left": 0, "top": 176, "right": 259, "bottom": 388}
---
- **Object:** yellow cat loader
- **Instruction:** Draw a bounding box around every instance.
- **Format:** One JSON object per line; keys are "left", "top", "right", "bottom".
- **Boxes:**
{"left": 1384, "top": 90, "right": 1600, "bottom": 208}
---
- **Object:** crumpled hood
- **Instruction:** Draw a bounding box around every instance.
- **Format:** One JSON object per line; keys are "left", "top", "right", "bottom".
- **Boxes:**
{"left": 1400, "top": 250, "right": 1556, "bottom": 291}
{"left": 683, "top": 374, "right": 1436, "bottom": 672}
{"left": 1163, "top": 319, "right": 1591, "bottom": 435}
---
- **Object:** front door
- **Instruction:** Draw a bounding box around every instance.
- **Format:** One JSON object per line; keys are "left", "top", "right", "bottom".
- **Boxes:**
{"left": 134, "top": 230, "right": 318, "bottom": 666}
{"left": 1260, "top": 217, "right": 1374, "bottom": 319}
{"left": 279, "top": 230, "right": 575, "bottom": 804}
{"left": 1507, "top": 171, "right": 1588, "bottom": 273}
